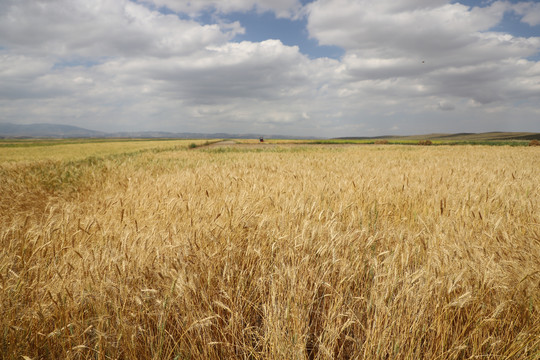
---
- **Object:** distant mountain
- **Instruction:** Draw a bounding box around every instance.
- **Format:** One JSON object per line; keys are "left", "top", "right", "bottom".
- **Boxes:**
{"left": 0, "top": 123, "right": 106, "bottom": 138}
{"left": 104, "top": 131, "right": 316, "bottom": 140}
{"left": 2, "top": 123, "right": 537, "bottom": 141}
{"left": 0, "top": 123, "right": 317, "bottom": 140}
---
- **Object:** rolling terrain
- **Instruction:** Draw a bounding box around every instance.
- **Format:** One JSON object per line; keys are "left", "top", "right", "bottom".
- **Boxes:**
{"left": 1, "top": 122, "right": 539, "bottom": 141}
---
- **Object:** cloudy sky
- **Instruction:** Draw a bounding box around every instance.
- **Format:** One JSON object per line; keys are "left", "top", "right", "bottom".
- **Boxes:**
{"left": 1, "top": 0, "right": 539, "bottom": 137}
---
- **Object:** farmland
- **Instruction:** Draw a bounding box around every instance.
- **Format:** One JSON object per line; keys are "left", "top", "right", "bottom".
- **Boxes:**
{"left": 0, "top": 140, "right": 539, "bottom": 359}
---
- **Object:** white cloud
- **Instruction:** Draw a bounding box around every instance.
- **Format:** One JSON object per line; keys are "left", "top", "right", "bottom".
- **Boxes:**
{"left": 438, "top": 101, "right": 455, "bottom": 111}
{"left": 97, "top": 40, "right": 315, "bottom": 104}
{"left": 512, "top": 2, "right": 540, "bottom": 26}
{"left": 73, "top": 77, "right": 94, "bottom": 85}
{"left": 0, "top": 54, "right": 62, "bottom": 99}
{"left": 306, "top": 0, "right": 540, "bottom": 106}
{"left": 306, "top": 0, "right": 515, "bottom": 57}
{"left": 0, "top": 0, "right": 242, "bottom": 58}
{"left": 0, "top": 0, "right": 539, "bottom": 136}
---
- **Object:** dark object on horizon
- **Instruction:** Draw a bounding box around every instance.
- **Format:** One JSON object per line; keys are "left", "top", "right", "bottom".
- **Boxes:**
{"left": 259, "top": 137, "right": 264, "bottom": 143}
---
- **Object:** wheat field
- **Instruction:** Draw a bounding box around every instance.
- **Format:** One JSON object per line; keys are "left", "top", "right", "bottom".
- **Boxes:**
{"left": 1, "top": 142, "right": 539, "bottom": 359}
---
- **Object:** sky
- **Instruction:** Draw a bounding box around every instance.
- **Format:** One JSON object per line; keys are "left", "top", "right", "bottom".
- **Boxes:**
{"left": 1, "top": 0, "right": 539, "bottom": 137}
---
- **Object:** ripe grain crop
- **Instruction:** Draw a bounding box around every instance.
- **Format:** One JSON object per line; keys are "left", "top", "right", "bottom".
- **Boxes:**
{"left": 0, "top": 143, "right": 539, "bottom": 359}
{"left": 0, "top": 139, "right": 209, "bottom": 163}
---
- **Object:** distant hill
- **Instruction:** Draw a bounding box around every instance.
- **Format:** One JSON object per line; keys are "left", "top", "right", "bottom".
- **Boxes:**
{"left": 336, "top": 132, "right": 540, "bottom": 141}
{"left": 0, "top": 123, "right": 106, "bottom": 138}
{"left": 1, "top": 123, "right": 538, "bottom": 141}
{"left": 0, "top": 123, "right": 315, "bottom": 140}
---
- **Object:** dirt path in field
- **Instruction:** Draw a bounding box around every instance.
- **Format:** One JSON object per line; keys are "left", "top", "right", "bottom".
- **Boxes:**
{"left": 200, "top": 140, "right": 353, "bottom": 149}
{"left": 209, "top": 140, "right": 237, "bottom": 146}
{"left": 202, "top": 140, "right": 278, "bottom": 149}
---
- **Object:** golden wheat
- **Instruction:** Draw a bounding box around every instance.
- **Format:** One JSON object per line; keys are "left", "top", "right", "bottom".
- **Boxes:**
{"left": 0, "top": 143, "right": 538, "bottom": 359}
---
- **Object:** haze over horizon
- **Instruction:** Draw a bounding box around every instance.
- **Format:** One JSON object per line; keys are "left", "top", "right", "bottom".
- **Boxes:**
{"left": 1, "top": 0, "right": 540, "bottom": 138}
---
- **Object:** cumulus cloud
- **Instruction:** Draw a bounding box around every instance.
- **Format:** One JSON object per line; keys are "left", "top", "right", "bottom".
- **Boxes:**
{"left": 306, "top": 0, "right": 540, "bottom": 106}
{"left": 306, "top": 0, "right": 533, "bottom": 59}
{"left": 0, "top": 0, "right": 539, "bottom": 136}
{"left": 0, "top": 0, "right": 242, "bottom": 58}
{"left": 107, "top": 40, "right": 316, "bottom": 104}
{"left": 0, "top": 54, "right": 62, "bottom": 100}
{"left": 438, "top": 101, "right": 455, "bottom": 111}
{"left": 512, "top": 2, "right": 540, "bottom": 26}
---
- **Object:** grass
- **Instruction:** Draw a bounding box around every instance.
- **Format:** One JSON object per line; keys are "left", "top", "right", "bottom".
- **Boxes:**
{"left": 309, "top": 139, "right": 532, "bottom": 146}
{"left": 234, "top": 138, "right": 533, "bottom": 146}
{"left": 0, "top": 138, "right": 157, "bottom": 148}
{"left": 0, "top": 141, "right": 539, "bottom": 359}
{"left": 333, "top": 132, "right": 540, "bottom": 143}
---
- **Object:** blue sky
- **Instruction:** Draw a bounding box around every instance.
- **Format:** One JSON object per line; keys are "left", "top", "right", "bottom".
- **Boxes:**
{"left": 1, "top": 0, "right": 539, "bottom": 137}
{"left": 222, "top": 0, "right": 540, "bottom": 60}
{"left": 462, "top": 1, "right": 540, "bottom": 58}
{"left": 220, "top": 10, "right": 345, "bottom": 59}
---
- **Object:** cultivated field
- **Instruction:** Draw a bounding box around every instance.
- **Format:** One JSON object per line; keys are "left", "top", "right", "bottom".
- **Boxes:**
{"left": 0, "top": 140, "right": 539, "bottom": 359}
